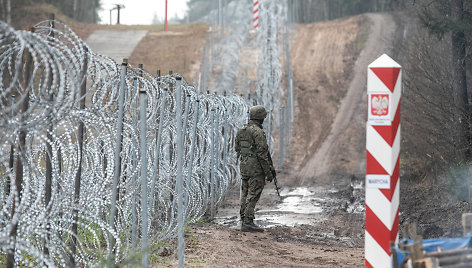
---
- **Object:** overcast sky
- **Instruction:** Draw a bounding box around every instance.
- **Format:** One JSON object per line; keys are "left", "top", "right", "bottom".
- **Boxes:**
{"left": 98, "top": 0, "right": 189, "bottom": 25}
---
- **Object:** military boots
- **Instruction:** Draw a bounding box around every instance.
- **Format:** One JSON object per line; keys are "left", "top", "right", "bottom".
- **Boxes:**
{"left": 241, "top": 220, "right": 264, "bottom": 233}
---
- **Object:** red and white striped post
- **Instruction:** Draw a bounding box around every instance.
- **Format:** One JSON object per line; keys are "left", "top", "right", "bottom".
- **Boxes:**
{"left": 165, "top": 0, "right": 168, "bottom": 32}
{"left": 365, "top": 54, "right": 401, "bottom": 268}
{"left": 253, "top": 0, "right": 259, "bottom": 29}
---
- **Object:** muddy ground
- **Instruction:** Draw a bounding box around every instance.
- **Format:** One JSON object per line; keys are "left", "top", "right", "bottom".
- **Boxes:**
{"left": 160, "top": 177, "right": 365, "bottom": 267}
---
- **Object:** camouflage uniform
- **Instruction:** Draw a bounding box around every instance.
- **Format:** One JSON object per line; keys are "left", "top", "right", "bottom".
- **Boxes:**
{"left": 235, "top": 106, "right": 274, "bottom": 227}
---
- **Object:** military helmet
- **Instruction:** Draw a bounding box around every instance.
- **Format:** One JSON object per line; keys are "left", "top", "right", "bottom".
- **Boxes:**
{"left": 249, "top": 105, "right": 267, "bottom": 120}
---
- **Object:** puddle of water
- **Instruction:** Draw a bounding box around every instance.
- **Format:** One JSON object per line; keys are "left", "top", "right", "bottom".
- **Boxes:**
{"left": 215, "top": 187, "right": 327, "bottom": 228}
{"left": 256, "top": 212, "right": 322, "bottom": 228}
{"left": 274, "top": 195, "right": 323, "bottom": 214}
{"left": 258, "top": 187, "right": 324, "bottom": 227}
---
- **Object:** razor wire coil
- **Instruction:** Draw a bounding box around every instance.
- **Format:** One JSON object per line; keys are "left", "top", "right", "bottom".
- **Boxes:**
{"left": 0, "top": 19, "right": 249, "bottom": 267}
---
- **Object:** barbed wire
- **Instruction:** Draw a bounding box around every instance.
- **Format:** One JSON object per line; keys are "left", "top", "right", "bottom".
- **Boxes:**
{"left": 0, "top": 19, "right": 249, "bottom": 266}
{"left": 199, "top": 0, "right": 292, "bottom": 154}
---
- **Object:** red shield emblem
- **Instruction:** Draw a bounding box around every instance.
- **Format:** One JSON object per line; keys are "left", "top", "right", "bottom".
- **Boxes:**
{"left": 370, "top": 94, "right": 389, "bottom": 116}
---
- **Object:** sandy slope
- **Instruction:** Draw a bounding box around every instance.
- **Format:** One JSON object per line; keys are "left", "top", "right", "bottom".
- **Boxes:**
{"left": 292, "top": 13, "right": 397, "bottom": 184}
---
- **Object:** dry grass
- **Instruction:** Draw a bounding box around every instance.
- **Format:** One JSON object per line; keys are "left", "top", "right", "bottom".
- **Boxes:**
{"left": 128, "top": 23, "right": 210, "bottom": 82}
{"left": 11, "top": 4, "right": 99, "bottom": 39}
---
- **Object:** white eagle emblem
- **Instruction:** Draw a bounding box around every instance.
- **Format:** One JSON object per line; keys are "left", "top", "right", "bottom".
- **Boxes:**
{"left": 371, "top": 95, "right": 389, "bottom": 116}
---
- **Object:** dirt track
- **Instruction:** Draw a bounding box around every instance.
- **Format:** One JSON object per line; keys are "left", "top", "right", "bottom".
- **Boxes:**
{"left": 167, "top": 224, "right": 363, "bottom": 267}
{"left": 156, "top": 13, "right": 400, "bottom": 267}
{"left": 86, "top": 30, "right": 148, "bottom": 63}
{"left": 295, "top": 13, "right": 396, "bottom": 183}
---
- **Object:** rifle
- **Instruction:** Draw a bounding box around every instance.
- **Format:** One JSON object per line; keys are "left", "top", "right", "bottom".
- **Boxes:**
{"left": 267, "top": 152, "right": 281, "bottom": 197}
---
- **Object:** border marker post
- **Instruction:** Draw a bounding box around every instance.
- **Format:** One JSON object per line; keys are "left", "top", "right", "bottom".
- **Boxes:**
{"left": 365, "top": 54, "right": 402, "bottom": 268}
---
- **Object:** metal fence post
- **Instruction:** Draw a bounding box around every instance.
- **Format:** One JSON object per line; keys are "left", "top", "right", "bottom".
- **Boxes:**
{"left": 7, "top": 95, "right": 15, "bottom": 198}
{"left": 267, "top": 108, "right": 273, "bottom": 151}
{"left": 284, "top": 22, "right": 294, "bottom": 123}
{"left": 131, "top": 76, "right": 138, "bottom": 247}
{"left": 109, "top": 58, "right": 128, "bottom": 260}
{"left": 197, "top": 72, "right": 202, "bottom": 92}
{"left": 278, "top": 106, "right": 285, "bottom": 169}
{"left": 175, "top": 77, "right": 185, "bottom": 268}
{"left": 139, "top": 67, "right": 150, "bottom": 267}
{"left": 7, "top": 26, "right": 34, "bottom": 268}
{"left": 183, "top": 94, "right": 191, "bottom": 138}
{"left": 209, "top": 108, "right": 216, "bottom": 219}
{"left": 44, "top": 19, "right": 56, "bottom": 242}
{"left": 222, "top": 109, "right": 228, "bottom": 169}
{"left": 150, "top": 88, "right": 167, "bottom": 213}
{"left": 70, "top": 45, "right": 88, "bottom": 266}
{"left": 214, "top": 107, "right": 221, "bottom": 186}
{"left": 285, "top": 101, "right": 291, "bottom": 156}
{"left": 44, "top": 88, "right": 54, "bottom": 259}
{"left": 186, "top": 99, "right": 200, "bottom": 200}
{"left": 182, "top": 94, "right": 191, "bottom": 211}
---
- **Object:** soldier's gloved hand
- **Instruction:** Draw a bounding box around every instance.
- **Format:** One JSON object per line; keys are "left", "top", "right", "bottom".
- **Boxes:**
{"left": 270, "top": 167, "right": 277, "bottom": 179}
{"left": 266, "top": 173, "right": 274, "bottom": 183}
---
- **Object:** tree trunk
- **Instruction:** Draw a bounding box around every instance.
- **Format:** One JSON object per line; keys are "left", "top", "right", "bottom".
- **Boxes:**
{"left": 1, "top": 0, "right": 5, "bottom": 22}
{"left": 6, "top": 0, "right": 11, "bottom": 24}
{"left": 93, "top": 0, "right": 98, "bottom": 23}
{"left": 327, "top": 0, "right": 333, "bottom": 20}
{"left": 301, "top": 0, "right": 307, "bottom": 22}
{"left": 451, "top": 0, "right": 469, "bottom": 158}
{"left": 73, "top": 0, "right": 78, "bottom": 20}
{"left": 322, "top": 0, "right": 329, "bottom": 21}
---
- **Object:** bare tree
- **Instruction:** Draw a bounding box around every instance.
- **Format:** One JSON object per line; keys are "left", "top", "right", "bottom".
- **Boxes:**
{"left": 418, "top": 0, "right": 471, "bottom": 158}
{"left": 451, "top": 0, "right": 469, "bottom": 157}
{"left": 73, "top": 0, "right": 78, "bottom": 20}
{"left": 1, "top": 0, "right": 5, "bottom": 22}
{"left": 6, "top": 0, "right": 10, "bottom": 24}
{"left": 402, "top": 29, "right": 458, "bottom": 173}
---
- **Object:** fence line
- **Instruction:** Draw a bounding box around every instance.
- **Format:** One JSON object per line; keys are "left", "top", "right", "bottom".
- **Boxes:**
{"left": 198, "top": 0, "right": 295, "bottom": 169}
{"left": 0, "top": 20, "right": 248, "bottom": 266}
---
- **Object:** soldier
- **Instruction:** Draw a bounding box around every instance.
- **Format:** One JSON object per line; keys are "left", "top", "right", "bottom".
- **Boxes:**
{"left": 235, "top": 105, "right": 275, "bottom": 232}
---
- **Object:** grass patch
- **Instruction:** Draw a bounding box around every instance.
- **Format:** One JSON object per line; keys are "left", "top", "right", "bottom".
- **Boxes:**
{"left": 187, "top": 257, "right": 203, "bottom": 267}
{"left": 355, "top": 15, "right": 370, "bottom": 52}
